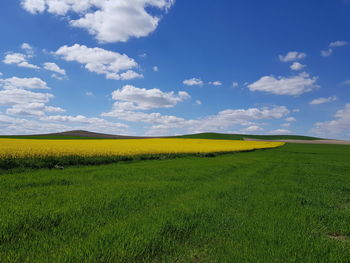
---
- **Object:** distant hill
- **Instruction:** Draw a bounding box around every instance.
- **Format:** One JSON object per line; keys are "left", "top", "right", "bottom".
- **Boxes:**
{"left": 0, "top": 130, "right": 323, "bottom": 141}
{"left": 173, "top": 132, "right": 323, "bottom": 141}
{"left": 0, "top": 130, "right": 146, "bottom": 140}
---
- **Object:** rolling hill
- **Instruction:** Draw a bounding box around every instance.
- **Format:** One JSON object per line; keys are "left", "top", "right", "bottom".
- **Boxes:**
{"left": 0, "top": 130, "right": 323, "bottom": 141}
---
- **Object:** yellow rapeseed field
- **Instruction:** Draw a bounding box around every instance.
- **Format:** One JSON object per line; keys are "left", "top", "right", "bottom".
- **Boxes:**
{"left": 0, "top": 138, "right": 284, "bottom": 158}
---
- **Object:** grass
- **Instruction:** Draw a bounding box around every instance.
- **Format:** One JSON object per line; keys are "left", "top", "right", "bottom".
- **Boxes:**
{"left": 174, "top": 132, "right": 322, "bottom": 140}
{"left": 1, "top": 143, "right": 350, "bottom": 262}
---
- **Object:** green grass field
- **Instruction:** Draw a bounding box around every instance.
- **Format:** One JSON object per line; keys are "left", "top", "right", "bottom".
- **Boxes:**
{"left": 1, "top": 143, "right": 350, "bottom": 262}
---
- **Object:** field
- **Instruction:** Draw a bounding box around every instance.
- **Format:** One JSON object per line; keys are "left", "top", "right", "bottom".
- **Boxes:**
{"left": 1, "top": 139, "right": 350, "bottom": 262}
{"left": 0, "top": 138, "right": 283, "bottom": 170}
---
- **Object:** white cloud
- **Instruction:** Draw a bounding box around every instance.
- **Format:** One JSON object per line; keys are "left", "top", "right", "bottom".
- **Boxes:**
{"left": 0, "top": 87, "right": 64, "bottom": 117}
{"left": 21, "top": 43, "right": 33, "bottom": 50}
{"left": 322, "top": 41, "right": 349, "bottom": 57}
{"left": 110, "top": 85, "right": 190, "bottom": 111}
{"left": 0, "top": 77, "right": 49, "bottom": 90}
{"left": 0, "top": 72, "right": 3, "bottom": 76}
{"left": 310, "top": 96, "right": 337, "bottom": 105}
{"left": 290, "top": 62, "right": 306, "bottom": 71}
{"left": 285, "top": 117, "right": 296, "bottom": 122}
{"left": 139, "top": 53, "right": 147, "bottom": 58}
{"left": 85, "top": 91, "right": 94, "bottom": 96}
{"left": 232, "top": 82, "right": 239, "bottom": 88}
{"left": 282, "top": 123, "right": 291, "bottom": 127}
{"left": 321, "top": 49, "right": 333, "bottom": 57}
{"left": 195, "top": 100, "right": 202, "bottom": 105}
{"left": 55, "top": 44, "right": 142, "bottom": 80}
{"left": 241, "top": 125, "right": 263, "bottom": 133}
{"left": 41, "top": 115, "right": 124, "bottom": 125}
{"left": 153, "top": 66, "right": 159, "bottom": 72}
{"left": 183, "top": 78, "right": 204, "bottom": 86}
{"left": 43, "top": 62, "right": 66, "bottom": 75}
{"left": 3, "top": 53, "right": 40, "bottom": 69}
{"left": 209, "top": 81, "right": 222, "bottom": 86}
{"left": 248, "top": 72, "right": 319, "bottom": 96}
{"left": 0, "top": 88, "right": 52, "bottom": 106}
{"left": 279, "top": 51, "right": 306, "bottom": 62}
{"left": 21, "top": 43, "right": 34, "bottom": 56}
{"left": 103, "top": 110, "right": 184, "bottom": 125}
{"left": 313, "top": 103, "right": 350, "bottom": 137}
{"left": 0, "top": 114, "right": 69, "bottom": 135}
{"left": 0, "top": 76, "right": 64, "bottom": 117}
{"left": 21, "top": 0, "right": 175, "bottom": 43}
{"left": 329, "top": 41, "right": 349, "bottom": 47}
{"left": 103, "top": 105, "right": 289, "bottom": 135}
{"left": 6, "top": 103, "right": 65, "bottom": 117}
{"left": 269, "top": 129, "right": 292, "bottom": 135}
{"left": 342, "top": 80, "right": 350, "bottom": 86}
{"left": 40, "top": 115, "right": 129, "bottom": 134}
{"left": 51, "top": 74, "right": 66, "bottom": 80}
{"left": 119, "top": 70, "right": 143, "bottom": 80}
{"left": 0, "top": 114, "right": 128, "bottom": 135}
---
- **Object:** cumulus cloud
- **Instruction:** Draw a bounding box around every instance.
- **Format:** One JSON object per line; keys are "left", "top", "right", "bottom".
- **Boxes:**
{"left": 279, "top": 51, "right": 306, "bottom": 62}
{"left": 269, "top": 129, "right": 292, "bottom": 135}
{"left": 322, "top": 40, "right": 349, "bottom": 57}
{"left": 3, "top": 52, "right": 40, "bottom": 69}
{"left": 0, "top": 114, "right": 128, "bottom": 135}
{"left": 329, "top": 41, "right": 349, "bottom": 47}
{"left": 290, "top": 62, "right": 306, "bottom": 71}
{"left": 0, "top": 77, "right": 49, "bottom": 90}
{"left": 341, "top": 80, "right": 350, "bottom": 86}
{"left": 313, "top": 103, "right": 350, "bottom": 137}
{"left": 103, "top": 105, "right": 289, "bottom": 135}
{"left": 321, "top": 49, "right": 333, "bottom": 57}
{"left": 21, "top": 43, "right": 33, "bottom": 50}
{"left": 310, "top": 96, "right": 337, "bottom": 105}
{"left": 0, "top": 76, "right": 64, "bottom": 117}
{"left": 247, "top": 72, "right": 319, "bottom": 96}
{"left": 195, "top": 100, "right": 202, "bottom": 105}
{"left": 183, "top": 78, "right": 204, "bottom": 86}
{"left": 232, "top": 82, "right": 239, "bottom": 88}
{"left": 55, "top": 44, "right": 142, "bottom": 80}
{"left": 241, "top": 125, "right": 263, "bottom": 133}
{"left": 153, "top": 66, "right": 159, "bottom": 72}
{"left": 285, "top": 117, "right": 296, "bottom": 122}
{"left": 0, "top": 114, "right": 69, "bottom": 135}
{"left": 282, "top": 123, "right": 291, "bottom": 127}
{"left": 0, "top": 87, "right": 61, "bottom": 117}
{"left": 110, "top": 85, "right": 190, "bottom": 111}
{"left": 6, "top": 103, "right": 65, "bottom": 117}
{"left": 21, "top": 0, "right": 175, "bottom": 43}
{"left": 21, "top": 43, "right": 34, "bottom": 56}
{"left": 209, "top": 81, "right": 222, "bottom": 86}
{"left": 40, "top": 115, "right": 129, "bottom": 134}
{"left": 43, "top": 62, "right": 66, "bottom": 76}
{"left": 0, "top": 88, "right": 52, "bottom": 106}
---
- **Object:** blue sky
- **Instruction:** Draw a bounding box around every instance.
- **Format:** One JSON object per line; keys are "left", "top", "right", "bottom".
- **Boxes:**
{"left": 0, "top": 0, "right": 350, "bottom": 139}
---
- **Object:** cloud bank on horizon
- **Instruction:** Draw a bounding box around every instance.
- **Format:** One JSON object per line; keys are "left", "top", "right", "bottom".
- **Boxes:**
{"left": 0, "top": 0, "right": 349, "bottom": 139}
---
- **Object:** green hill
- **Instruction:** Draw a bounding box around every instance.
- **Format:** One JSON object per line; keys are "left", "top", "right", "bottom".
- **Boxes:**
{"left": 173, "top": 132, "right": 322, "bottom": 141}
{"left": 0, "top": 130, "right": 322, "bottom": 141}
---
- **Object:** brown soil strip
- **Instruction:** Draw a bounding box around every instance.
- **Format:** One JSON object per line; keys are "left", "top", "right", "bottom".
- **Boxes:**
{"left": 243, "top": 138, "right": 350, "bottom": 145}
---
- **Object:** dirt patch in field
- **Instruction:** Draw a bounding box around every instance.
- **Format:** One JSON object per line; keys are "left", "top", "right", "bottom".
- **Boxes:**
{"left": 244, "top": 138, "right": 350, "bottom": 145}
{"left": 328, "top": 233, "right": 348, "bottom": 241}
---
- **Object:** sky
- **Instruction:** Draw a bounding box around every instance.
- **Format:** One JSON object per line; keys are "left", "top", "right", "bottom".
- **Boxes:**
{"left": 0, "top": 0, "right": 350, "bottom": 139}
